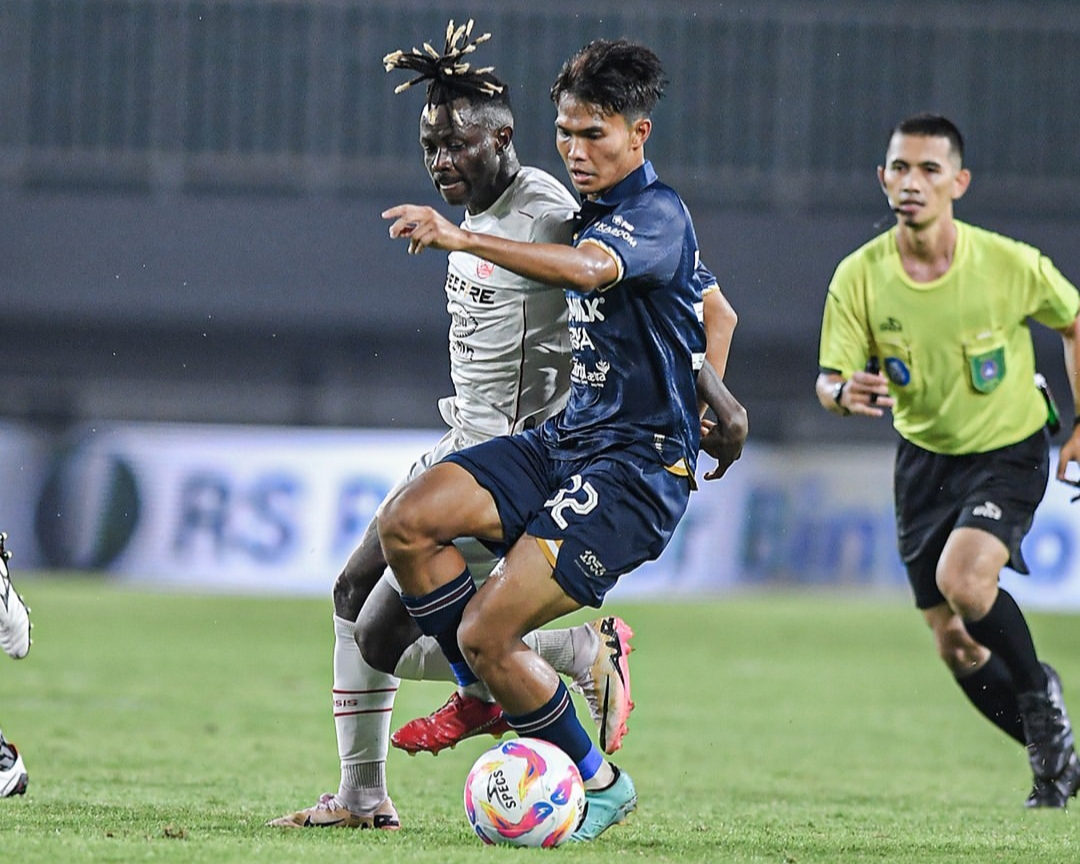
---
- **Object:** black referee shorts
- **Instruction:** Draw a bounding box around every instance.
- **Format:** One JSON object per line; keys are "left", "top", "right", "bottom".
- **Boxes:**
{"left": 894, "top": 427, "right": 1050, "bottom": 610}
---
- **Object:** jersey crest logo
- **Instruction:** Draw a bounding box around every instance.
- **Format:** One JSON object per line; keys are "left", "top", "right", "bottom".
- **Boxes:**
{"left": 476, "top": 259, "right": 495, "bottom": 279}
{"left": 879, "top": 316, "right": 903, "bottom": 332}
{"left": 969, "top": 347, "right": 1005, "bottom": 393}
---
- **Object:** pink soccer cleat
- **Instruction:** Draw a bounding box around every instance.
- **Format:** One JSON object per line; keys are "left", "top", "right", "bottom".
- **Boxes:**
{"left": 570, "top": 616, "right": 635, "bottom": 754}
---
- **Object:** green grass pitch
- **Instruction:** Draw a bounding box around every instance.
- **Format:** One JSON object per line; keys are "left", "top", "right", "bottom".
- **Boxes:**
{"left": 2, "top": 578, "right": 1080, "bottom": 862}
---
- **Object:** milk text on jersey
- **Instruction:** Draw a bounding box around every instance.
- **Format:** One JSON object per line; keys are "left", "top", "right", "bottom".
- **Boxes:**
{"left": 568, "top": 294, "right": 606, "bottom": 385}
{"left": 568, "top": 298, "right": 602, "bottom": 351}
{"left": 567, "top": 295, "right": 605, "bottom": 323}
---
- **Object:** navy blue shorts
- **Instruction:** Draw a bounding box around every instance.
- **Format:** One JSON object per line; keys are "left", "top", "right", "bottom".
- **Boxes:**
{"left": 894, "top": 427, "right": 1049, "bottom": 610}
{"left": 443, "top": 429, "right": 692, "bottom": 608}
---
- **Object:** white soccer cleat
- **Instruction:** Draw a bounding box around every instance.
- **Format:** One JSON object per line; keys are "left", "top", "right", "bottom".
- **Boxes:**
{"left": 570, "top": 616, "right": 635, "bottom": 754}
{"left": 267, "top": 793, "right": 401, "bottom": 829}
{"left": 0, "top": 533, "right": 31, "bottom": 660}
{"left": 0, "top": 738, "right": 28, "bottom": 798}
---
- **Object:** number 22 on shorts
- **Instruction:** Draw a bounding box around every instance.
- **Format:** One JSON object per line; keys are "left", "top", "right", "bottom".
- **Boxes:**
{"left": 544, "top": 475, "right": 599, "bottom": 529}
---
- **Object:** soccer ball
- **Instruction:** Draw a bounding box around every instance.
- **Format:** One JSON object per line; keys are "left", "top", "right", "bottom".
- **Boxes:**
{"left": 463, "top": 737, "right": 586, "bottom": 847}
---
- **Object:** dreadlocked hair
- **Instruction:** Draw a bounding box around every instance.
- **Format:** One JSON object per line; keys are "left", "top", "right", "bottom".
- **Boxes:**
{"left": 384, "top": 19, "right": 510, "bottom": 113}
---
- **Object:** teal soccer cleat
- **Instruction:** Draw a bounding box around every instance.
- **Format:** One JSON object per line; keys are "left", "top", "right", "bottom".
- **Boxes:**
{"left": 570, "top": 766, "right": 637, "bottom": 842}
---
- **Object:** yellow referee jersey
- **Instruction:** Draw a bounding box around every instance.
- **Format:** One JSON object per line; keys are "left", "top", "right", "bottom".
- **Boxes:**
{"left": 819, "top": 221, "right": 1079, "bottom": 454}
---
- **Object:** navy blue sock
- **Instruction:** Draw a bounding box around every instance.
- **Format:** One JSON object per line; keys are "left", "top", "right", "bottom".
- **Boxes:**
{"left": 504, "top": 681, "right": 603, "bottom": 781}
{"left": 963, "top": 589, "right": 1047, "bottom": 694}
{"left": 399, "top": 568, "right": 478, "bottom": 687}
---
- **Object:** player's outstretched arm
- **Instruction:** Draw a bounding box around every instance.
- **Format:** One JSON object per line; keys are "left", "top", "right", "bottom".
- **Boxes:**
{"left": 697, "top": 359, "right": 748, "bottom": 481}
{"left": 383, "top": 204, "right": 617, "bottom": 292}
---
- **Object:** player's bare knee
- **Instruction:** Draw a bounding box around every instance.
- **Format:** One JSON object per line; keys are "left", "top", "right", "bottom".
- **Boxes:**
{"left": 457, "top": 608, "right": 485, "bottom": 668}
{"left": 332, "top": 569, "right": 360, "bottom": 620}
{"left": 378, "top": 488, "right": 423, "bottom": 563}
{"left": 458, "top": 605, "right": 501, "bottom": 678}
{"left": 936, "top": 572, "right": 992, "bottom": 621}
{"left": 937, "top": 541, "right": 1003, "bottom": 620}
{"left": 947, "top": 591, "right": 991, "bottom": 622}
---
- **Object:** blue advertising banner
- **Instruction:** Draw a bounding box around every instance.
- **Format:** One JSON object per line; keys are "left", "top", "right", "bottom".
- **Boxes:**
{"left": 2, "top": 422, "right": 1077, "bottom": 609}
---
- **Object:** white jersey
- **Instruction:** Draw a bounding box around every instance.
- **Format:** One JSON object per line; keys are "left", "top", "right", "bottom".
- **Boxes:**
{"left": 438, "top": 166, "right": 577, "bottom": 442}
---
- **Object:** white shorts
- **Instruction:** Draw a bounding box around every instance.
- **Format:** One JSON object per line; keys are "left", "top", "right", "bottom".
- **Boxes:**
{"left": 377, "top": 426, "right": 499, "bottom": 593}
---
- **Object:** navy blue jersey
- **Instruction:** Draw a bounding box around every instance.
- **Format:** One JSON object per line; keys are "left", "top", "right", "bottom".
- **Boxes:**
{"left": 540, "top": 162, "right": 706, "bottom": 474}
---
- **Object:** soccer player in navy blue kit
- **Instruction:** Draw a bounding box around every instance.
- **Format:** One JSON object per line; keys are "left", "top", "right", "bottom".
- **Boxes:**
{"left": 380, "top": 39, "right": 747, "bottom": 841}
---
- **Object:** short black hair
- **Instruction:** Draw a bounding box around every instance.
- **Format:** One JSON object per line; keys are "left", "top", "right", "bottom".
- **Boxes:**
{"left": 550, "top": 39, "right": 667, "bottom": 120}
{"left": 890, "top": 113, "right": 965, "bottom": 164}
{"left": 384, "top": 19, "right": 513, "bottom": 128}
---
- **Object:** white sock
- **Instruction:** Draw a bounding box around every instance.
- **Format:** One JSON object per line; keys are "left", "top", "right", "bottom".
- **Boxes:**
{"left": 394, "top": 634, "right": 495, "bottom": 701}
{"left": 523, "top": 624, "right": 599, "bottom": 679}
{"left": 393, "top": 626, "right": 599, "bottom": 695}
{"left": 584, "top": 760, "right": 616, "bottom": 790}
{"left": 393, "top": 634, "right": 454, "bottom": 682}
{"left": 460, "top": 680, "right": 495, "bottom": 701}
{"left": 333, "top": 615, "right": 398, "bottom": 813}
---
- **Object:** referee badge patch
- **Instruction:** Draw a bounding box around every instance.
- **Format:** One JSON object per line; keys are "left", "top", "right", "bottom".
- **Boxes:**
{"left": 968, "top": 346, "right": 1006, "bottom": 393}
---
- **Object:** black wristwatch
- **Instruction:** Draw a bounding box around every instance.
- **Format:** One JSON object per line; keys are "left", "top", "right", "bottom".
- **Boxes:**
{"left": 831, "top": 380, "right": 851, "bottom": 415}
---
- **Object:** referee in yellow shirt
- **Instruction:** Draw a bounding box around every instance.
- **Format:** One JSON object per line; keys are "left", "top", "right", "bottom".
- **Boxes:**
{"left": 816, "top": 113, "right": 1080, "bottom": 808}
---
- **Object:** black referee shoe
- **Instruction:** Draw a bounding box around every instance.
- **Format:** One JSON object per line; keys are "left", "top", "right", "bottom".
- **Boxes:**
{"left": 1019, "top": 663, "right": 1075, "bottom": 782}
{"left": 1026, "top": 751, "right": 1080, "bottom": 808}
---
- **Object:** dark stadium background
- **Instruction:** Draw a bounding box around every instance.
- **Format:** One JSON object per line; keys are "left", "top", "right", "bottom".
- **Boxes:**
{"left": 4, "top": 0, "right": 1078, "bottom": 444}
{"left": 6, "top": 8, "right": 1080, "bottom": 858}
